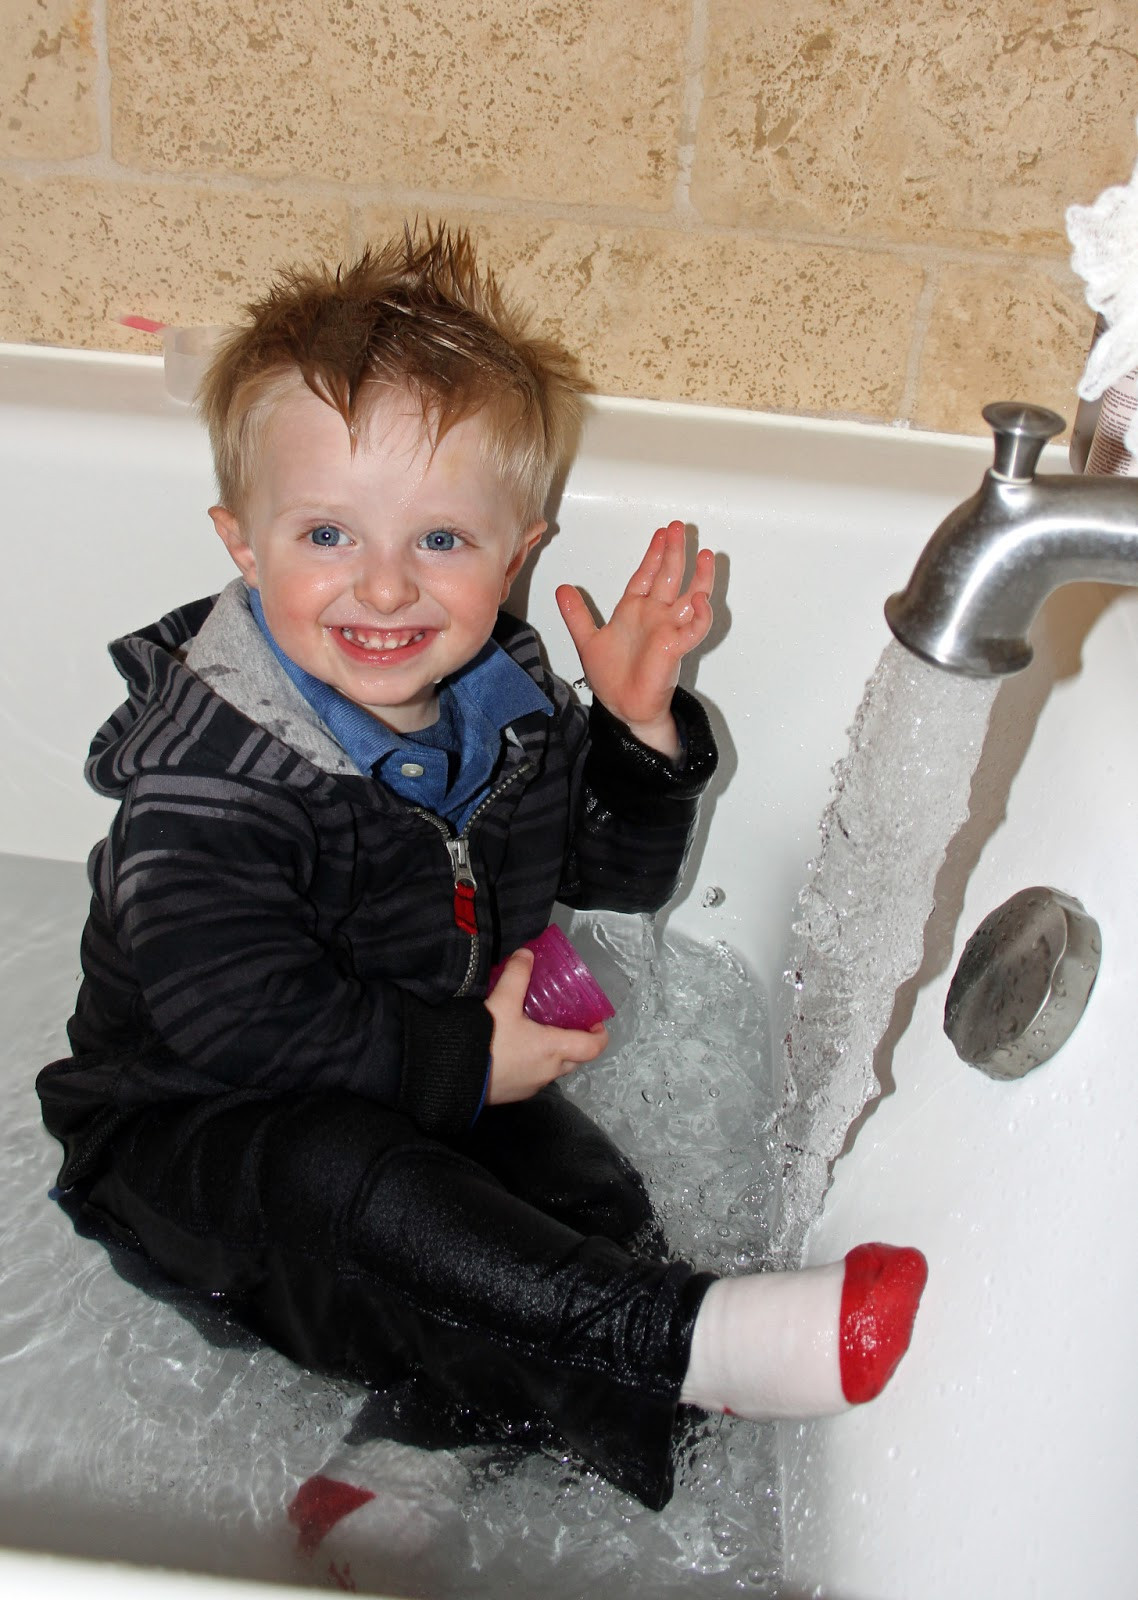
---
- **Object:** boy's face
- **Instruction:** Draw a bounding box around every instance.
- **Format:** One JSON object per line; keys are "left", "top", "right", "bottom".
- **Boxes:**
{"left": 210, "top": 383, "right": 545, "bottom": 733}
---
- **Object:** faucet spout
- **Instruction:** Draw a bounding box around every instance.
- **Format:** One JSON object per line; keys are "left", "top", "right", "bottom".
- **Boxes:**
{"left": 885, "top": 402, "right": 1138, "bottom": 676}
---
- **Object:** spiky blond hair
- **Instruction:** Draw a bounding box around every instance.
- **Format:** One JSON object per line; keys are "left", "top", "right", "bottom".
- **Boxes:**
{"left": 198, "top": 224, "right": 586, "bottom": 525}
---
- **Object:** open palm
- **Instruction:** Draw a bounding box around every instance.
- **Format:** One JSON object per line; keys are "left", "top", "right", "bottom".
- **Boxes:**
{"left": 555, "top": 521, "right": 715, "bottom": 755}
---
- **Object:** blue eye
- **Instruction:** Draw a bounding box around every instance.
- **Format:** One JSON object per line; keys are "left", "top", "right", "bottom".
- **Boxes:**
{"left": 419, "top": 528, "right": 459, "bottom": 553}
{"left": 308, "top": 524, "right": 348, "bottom": 547}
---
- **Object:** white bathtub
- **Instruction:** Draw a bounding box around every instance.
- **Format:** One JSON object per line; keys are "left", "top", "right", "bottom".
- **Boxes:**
{"left": 3, "top": 342, "right": 1137, "bottom": 1598}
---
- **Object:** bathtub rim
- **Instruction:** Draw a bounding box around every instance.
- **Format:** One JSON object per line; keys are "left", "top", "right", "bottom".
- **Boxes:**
{"left": 0, "top": 337, "right": 1005, "bottom": 459}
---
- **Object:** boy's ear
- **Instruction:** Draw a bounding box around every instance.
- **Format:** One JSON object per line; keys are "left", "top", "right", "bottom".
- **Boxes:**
{"left": 209, "top": 506, "right": 258, "bottom": 586}
{"left": 501, "top": 520, "right": 546, "bottom": 600}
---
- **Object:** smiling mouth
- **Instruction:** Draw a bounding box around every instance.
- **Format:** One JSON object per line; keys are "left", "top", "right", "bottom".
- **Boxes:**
{"left": 337, "top": 626, "right": 428, "bottom": 652}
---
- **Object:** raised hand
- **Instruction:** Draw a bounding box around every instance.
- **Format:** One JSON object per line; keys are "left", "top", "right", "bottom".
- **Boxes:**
{"left": 555, "top": 520, "right": 715, "bottom": 758}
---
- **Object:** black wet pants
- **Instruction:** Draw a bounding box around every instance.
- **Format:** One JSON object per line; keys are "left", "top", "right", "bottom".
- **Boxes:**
{"left": 82, "top": 1085, "right": 715, "bottom": 1508}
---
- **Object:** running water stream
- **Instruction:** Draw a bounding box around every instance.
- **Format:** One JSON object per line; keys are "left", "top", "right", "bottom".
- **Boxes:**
{"left": 770, "top": 641, "right": 1000, "bottom": 1265}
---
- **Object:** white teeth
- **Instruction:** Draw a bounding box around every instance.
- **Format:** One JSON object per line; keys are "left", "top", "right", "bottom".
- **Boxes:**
{"left": 341, "top": 628, "right": 425, "bottom": 651}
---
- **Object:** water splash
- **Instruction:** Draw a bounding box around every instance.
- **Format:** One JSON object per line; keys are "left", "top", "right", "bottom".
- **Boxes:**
{"left": 770, "top": 642, "right": 1000, "bottom": 1263}
{"left": 564, "top": 913, "right": 780, "bottom": 1272}
{"left": 0, "top": 858, "right": 784, "bottom": 1597}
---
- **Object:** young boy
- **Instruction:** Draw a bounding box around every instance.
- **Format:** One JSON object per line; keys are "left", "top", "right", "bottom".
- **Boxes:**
{"left": 37, "top": 226, "right": 926, "bottom": 1511}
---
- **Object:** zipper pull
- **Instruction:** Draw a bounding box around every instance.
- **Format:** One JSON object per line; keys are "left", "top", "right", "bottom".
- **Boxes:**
{"left": 446, "top": 837, "right": 478, "bottom": 936}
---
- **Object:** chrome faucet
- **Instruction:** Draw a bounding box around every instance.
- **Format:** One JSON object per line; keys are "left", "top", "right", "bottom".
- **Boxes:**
{"left": 885, "top": 402, "right": 1138, "bottom": 677}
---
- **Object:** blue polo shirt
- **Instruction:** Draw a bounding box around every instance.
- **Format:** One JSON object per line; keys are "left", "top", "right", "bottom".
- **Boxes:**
{"left": 247, "top": 589, "right": 552, "bottom": 830}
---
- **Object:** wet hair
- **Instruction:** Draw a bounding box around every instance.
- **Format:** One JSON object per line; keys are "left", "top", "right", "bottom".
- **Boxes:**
{"left": 198, "top": 223, "right": 586, "bottom": 526}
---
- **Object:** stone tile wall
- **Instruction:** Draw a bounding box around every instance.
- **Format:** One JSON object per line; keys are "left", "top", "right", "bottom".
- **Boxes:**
{"left": 3, "top": 0, "right": 1137, "bottom": 437}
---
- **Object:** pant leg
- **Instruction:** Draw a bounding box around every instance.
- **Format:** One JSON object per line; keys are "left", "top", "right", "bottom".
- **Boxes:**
{"left": 83, "top": 1091, "right": 713, "bottom": 1509}
{"left": 456, "top": 1083, "right": 665, "bottom": 1252}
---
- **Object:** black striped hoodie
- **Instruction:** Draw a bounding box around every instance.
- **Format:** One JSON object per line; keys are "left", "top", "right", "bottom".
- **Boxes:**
{"left": 38, "top": 583, "right": 718, "bottom": 1186}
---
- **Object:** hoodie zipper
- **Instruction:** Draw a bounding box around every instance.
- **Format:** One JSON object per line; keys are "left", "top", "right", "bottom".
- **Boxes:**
{"left": 445, "top": 835, "right": 478, "bottom": 938}
{"left": 414, "top": 754, "right": 534, "bottom": 998}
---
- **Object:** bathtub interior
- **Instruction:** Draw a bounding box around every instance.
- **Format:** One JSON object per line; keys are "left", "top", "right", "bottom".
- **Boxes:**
{"left": 3, "top": 342, "right": 1138, "bottom": 1599}
{"left": 785, "top": 568, "right": 1138, "bottom": 1600}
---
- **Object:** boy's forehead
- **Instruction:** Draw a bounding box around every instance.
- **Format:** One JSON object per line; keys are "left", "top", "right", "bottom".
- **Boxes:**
{"left": 252, "top": 380, "right": 523, "bottom": 518}
{"left": 259, "top": 380, "right": 489, "bottom": 461}
{"left": 260, "top": 378, "right": 414, "bottom": 447}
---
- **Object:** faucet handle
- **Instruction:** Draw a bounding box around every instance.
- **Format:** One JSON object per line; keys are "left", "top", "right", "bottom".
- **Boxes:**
{"left": 982, "top": 401, "right": 1066, "bottom": 481}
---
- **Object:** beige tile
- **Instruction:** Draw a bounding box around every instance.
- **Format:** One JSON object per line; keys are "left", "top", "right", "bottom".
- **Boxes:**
{"left": 1, "top": 0, "right": 99, "bottom": 159}
{"left": 361, "top": 207, "right": 926, "bottom": 418}
{"left": 693, "top": 0, "right": 1138, "bottom": 250}
{"left": 0, "top": 176, "right": 350, "bottom": 349}
{"left": 108, "top": 0, "right": 688, "bottom": 208}
{"left": 913, "top": 263, "right": 1090, "bottom": 436}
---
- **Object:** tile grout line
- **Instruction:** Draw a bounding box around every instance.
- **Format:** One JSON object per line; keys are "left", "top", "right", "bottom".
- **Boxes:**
{"left": 896, "top": 265, "right": 941, "bottom": 425}
{"left": 673, "top": 0, "right": 710, "bottom": 225}
{"left": 0, "top": 152, "right": 1081, "bottom": 278}
{"left": 91, "top": 0, "right": 114, "bottom": 173}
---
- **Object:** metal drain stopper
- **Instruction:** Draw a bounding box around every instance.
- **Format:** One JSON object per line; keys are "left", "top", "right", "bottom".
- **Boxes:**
{"left": 944, "top": 887, "right": 1101, "bottom": 1080}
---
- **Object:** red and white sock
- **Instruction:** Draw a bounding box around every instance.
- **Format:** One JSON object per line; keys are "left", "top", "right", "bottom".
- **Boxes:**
{"left": 286, "top": 1442, "right": 470, "bottom": 1593}
{"left": 679, "top": 1242, "right": 928, "bottom": 1419}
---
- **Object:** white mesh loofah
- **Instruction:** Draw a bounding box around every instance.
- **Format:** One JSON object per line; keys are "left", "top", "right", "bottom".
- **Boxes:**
{"left": 1067, "top": 121, "right": 1138, "bottom": 448}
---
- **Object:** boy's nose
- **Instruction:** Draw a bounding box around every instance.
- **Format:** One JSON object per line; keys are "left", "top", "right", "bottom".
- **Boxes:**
{"left": 354, "top": 555, "right": 419, "bottom": 615}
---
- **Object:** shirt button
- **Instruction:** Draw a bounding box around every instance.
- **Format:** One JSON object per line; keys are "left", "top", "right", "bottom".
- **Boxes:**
{"left": 400, "top": 762, "right": 425, "bottom": 778}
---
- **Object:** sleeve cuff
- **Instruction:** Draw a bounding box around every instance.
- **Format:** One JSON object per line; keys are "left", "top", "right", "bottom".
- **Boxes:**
{"left": 396, "top": 994, "right": 495, "bottom": 1139}
{"left": 586, "top": 688, "right": 718, "bottom": 816}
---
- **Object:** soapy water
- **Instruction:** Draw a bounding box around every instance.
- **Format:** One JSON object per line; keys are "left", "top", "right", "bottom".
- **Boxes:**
{"left": 770, "top": 642, "right": 1000, "bottom": 1265}
{"left": 0, "top": 855, "right": 783, "bottom": 1596}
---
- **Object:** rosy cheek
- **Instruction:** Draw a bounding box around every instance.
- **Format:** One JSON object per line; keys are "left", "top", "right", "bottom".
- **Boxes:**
{"left": 276, "top": 565, "right": 336, "bottom": 608}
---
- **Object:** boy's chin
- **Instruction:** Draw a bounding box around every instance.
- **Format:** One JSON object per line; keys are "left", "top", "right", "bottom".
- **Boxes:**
{"left": 356, "top": 691, "right": 441, "bottom": 734}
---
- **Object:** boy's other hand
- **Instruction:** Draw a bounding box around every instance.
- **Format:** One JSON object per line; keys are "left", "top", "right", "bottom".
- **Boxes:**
{"left": 483, "top": 948, "right": 609, "bottom": 1104}
{"left": 555, "top": 520, "right": 715, "bottom": 759}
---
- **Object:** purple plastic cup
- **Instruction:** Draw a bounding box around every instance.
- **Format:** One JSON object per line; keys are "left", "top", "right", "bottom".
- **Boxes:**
{"left": 488, "top": 924, "right": 616, "bottom": 1030}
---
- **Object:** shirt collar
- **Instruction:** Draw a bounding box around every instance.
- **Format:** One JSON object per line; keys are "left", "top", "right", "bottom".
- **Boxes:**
{"left": 245, "top": 586, "right": 551, "bottom": 781}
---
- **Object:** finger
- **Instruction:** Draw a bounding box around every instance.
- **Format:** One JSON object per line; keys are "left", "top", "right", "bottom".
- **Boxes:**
{"left": 673, "top": 549, "right": 716, "bottom": 621}
{"left": 494, "top": 946, "right": 535, "bottom": 1004}
{"left": 556, "top": 1022, "right": 609, "bottom": 1064}
{"left": 634, "top": 521, "right": 686, "bottom": 603}
{"left": 652, "top": 520, "right": 689, "bottom": 602}
{"left": 667, "top": 590, "right": 713, "bottom": 655}
{"left": 624, "top": 526, "right": 668, "bottom": 597}
{"left": 684, "top": 588, "right": 715, "bottom": 645}
{"left": 689, "top": 546, "right": 716, "bottom": 600}
{"left": 555, "top": 584, "right": 599, "bottom": 656}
